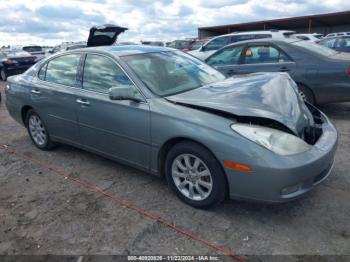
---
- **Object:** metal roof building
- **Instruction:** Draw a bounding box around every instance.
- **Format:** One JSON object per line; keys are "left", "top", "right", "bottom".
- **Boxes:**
{"left": 198, "top": 11, "right": 350, "bottom": 38}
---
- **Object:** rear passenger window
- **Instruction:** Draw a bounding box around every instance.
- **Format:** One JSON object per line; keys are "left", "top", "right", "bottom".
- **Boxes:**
{"left": 203, "top": 36, "right": 230, "bottom": 51}
{"left": 244, "top": 45, "right": 291, "bottom": 64}
{"left": 83, "top": 54, "right": 134, "bottom": 93}
{"left": 45, "top": 54, "right": 81, "bottom": 86}
{"left": 254, "top": 34, "right": 272, "bottom": 39}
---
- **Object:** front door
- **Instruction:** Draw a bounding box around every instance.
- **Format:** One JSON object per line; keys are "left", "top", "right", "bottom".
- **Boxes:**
{"left": 76, "top": 53, "right": 151, "bottom": 170}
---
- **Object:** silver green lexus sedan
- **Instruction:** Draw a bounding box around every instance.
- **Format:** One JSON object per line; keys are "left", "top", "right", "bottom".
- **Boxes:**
{"left": 5, "top": 44, "right": 338, "bottom": 208}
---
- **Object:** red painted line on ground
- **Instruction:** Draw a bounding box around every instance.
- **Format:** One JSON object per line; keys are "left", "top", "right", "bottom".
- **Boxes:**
{"left": 1, "top": 144, "right": 247, "bottom": 262}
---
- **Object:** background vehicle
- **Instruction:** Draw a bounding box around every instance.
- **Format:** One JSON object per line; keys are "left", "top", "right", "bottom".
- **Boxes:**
{"left": 293, "top": 33, "right": 323, "bottom": 42}
{"left": 325, "top": 32, "right": 350, "bottom": 38}
{"left": 318, "top": 36, "right": 350, "bottom": 53}
{"left": 166, "top": 40, "right": 192, "bottom": 51}
{"left": 141, "top": 41, "right": 164, "bottom": 46}
{"left": 49, "top": 42, "right": 87, "bottom": 54}
{"left": 11, "top": 45, "right": 45, "bottom": 60}
{"left": 205, "top": 38, "right": 350, "bottom": 104}
{"left": 0, "top": 50, "right": 36, "bottom": 81}
{"left": 188, "top": 30, "right": 296, "bottom": 60}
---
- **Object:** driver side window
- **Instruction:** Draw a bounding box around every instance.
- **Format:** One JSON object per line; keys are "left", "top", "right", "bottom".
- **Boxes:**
{"left": 206, "top": 45, "right": 244, "bottom": 66}
{"left": 83, "top": 54, "right": 134, "bottom": 93}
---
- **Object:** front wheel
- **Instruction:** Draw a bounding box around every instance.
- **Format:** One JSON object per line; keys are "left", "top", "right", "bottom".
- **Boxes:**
{"left": 165, "top": 141, "right": 227, "bottom": 208}
{"left": 25, "top": 109, "right": 56, "bottom": 150}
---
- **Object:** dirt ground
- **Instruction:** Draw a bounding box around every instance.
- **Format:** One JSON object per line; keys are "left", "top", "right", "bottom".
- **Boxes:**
{"left": 0, "top": 81, "right": 349, "bottom": 261}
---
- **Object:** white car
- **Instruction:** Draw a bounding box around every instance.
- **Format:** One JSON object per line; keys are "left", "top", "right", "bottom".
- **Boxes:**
{"left": 293, "top": 33, "right": 323, "bottom": 42}
{"left": 325, "top": 32, "right": 350, "bottom": 38}
{"left": 188, "top": 30, "right": 295, "bottom": 60}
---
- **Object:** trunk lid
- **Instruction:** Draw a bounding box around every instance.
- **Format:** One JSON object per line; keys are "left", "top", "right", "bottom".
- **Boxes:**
{"left": 87, "top": 24, "right": 128, "bottom": 47}
{"left": 166, "top": 73, "right": 314, "bottom": 135}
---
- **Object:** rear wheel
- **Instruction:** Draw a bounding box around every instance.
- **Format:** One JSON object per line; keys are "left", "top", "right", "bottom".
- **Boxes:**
{"left": 297, "top": 84, "right": 315, "bottom": 105}
{"left": 25, "top": 109, "right": 55, "bottom": 150}
{"left": 165, "top": 141, "right": 227, "bottom": 208}
{"left": 1, "top": 68, "right": 7, "bottom": 81}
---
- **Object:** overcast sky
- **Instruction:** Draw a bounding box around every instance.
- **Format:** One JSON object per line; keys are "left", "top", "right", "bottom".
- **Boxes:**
{"left": 0, "top": 0, "right": 349, "bottom": 46}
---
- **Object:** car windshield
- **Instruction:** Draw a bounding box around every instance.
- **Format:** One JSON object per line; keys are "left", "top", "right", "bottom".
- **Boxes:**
{"left": 121, "top": 51, "right": 225, "bottom": 96}
{"left": 292, "top": 41, "right": 338, "bottom": 56}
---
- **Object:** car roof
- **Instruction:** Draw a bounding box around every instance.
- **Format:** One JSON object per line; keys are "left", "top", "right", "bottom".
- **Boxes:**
{"left": 208, "top": 30, "right": 295, "bottom": 39}
{"left": 83, "top": 44, "right": 171, "bottom": 56}
{"left": 220, "top": 37, "right": 301, "bottom": 47}
{"left": 320, "top": 35, "right": 350, "bottom": 40}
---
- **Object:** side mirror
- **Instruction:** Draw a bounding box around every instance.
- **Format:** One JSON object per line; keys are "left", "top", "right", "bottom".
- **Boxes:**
{"left": 109, "top": 86, "right": 142, "bottom": 102}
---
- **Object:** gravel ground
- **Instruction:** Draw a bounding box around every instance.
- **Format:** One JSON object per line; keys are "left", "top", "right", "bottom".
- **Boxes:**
{"left": 0, "top": 81, "right": 349, "bottom": 261}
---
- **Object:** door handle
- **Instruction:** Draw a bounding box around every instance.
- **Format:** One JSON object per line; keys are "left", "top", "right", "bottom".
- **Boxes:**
{"left": 31, "top": 89, "right": 41, "bottom": 95}
{"left": 279, "top": 67, "right": 290, "bottom": 72}
{"left": 76, "top": 98, "right": 90, "bottom": 106}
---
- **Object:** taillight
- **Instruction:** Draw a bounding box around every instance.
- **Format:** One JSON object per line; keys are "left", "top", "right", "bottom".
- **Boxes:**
{"left": 347, "top": 67, "right": 350, "bottom": 75}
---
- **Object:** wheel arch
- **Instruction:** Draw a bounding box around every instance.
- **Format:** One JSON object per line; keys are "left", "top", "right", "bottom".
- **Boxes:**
{"left": 21, "top": 105, "right": 33, "bottom": 125}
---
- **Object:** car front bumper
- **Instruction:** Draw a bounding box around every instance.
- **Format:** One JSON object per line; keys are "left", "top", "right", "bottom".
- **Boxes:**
{"left": 222, "top": 110, "right": 338, "bottom": 203}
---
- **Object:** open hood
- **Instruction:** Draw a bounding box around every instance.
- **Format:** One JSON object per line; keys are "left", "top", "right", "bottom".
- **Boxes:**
{"left": 166, "top": 73, "right": 314, "bottom": 136}
{"left": 87, "top": 24, "right": 128, "bottom": 47}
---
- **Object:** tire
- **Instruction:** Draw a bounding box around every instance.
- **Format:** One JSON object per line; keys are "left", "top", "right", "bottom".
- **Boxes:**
{"left": 1, "top": 68, "right": 7, "bottom": 81}
{"left": 25, "top": 109, "right": 56, "bottom": 150}
{"left": 165, "top": 141, "right": 227, "bottom": 208}
{"left": 297, "top": 84, "right": 315, "bottom": 105}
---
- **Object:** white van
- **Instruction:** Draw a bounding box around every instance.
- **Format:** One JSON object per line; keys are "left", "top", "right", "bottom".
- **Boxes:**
{"left": 188, "top": 30, "right": 295, "bottom": 60}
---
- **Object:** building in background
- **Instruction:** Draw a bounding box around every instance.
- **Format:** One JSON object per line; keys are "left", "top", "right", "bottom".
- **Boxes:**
{"left": 198, "top": 11, "right": 350, "bottom": 38}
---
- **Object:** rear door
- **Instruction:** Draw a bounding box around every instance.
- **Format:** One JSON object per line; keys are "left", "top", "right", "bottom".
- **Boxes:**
{"left": 238, "top": 43, "right": 297, "bottom": 76}
{"left": 30, "top": 53, "right": 82, "bottom": 144}
{"left": 76, "top": 53, "right": 151, "bottom": 170}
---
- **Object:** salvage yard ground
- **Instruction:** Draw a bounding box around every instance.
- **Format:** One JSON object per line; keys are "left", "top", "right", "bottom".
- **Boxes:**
{"left": 0, "top": 81, "right": 349, "bottom": 259}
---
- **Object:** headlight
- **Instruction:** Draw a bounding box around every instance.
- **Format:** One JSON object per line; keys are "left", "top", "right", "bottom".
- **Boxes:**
{"left": 231, "top": 123, "right": 311, "bottom": 156}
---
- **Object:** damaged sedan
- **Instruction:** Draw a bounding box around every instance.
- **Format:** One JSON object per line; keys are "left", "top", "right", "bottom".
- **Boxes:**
{"left": 5, "top": 45, "right": 337, "bottom": 208}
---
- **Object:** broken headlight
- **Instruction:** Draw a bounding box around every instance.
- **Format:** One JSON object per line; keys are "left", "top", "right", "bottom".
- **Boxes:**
{"left": 231, "top": 123, "right": 311, "bottom": 156}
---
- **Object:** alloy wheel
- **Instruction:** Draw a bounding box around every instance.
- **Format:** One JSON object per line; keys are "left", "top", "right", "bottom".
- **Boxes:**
{"left": 28, "top": 115, "right": 47, "bottom": 146}
{"left": 171, "top": 153, "right": 213, "bottom": 201}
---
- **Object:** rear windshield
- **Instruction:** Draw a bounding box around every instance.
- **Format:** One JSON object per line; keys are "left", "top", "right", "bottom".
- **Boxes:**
{"left": 23, "top": 46, "right": 42, "bottom": 52}
{"left": 292, "top": 41, "right": 338, "bottom": 56}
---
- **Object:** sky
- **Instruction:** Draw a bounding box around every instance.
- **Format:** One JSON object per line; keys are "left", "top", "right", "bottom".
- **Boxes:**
{"left": 0, "top": 0, "right": 349, "bottom": 47}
